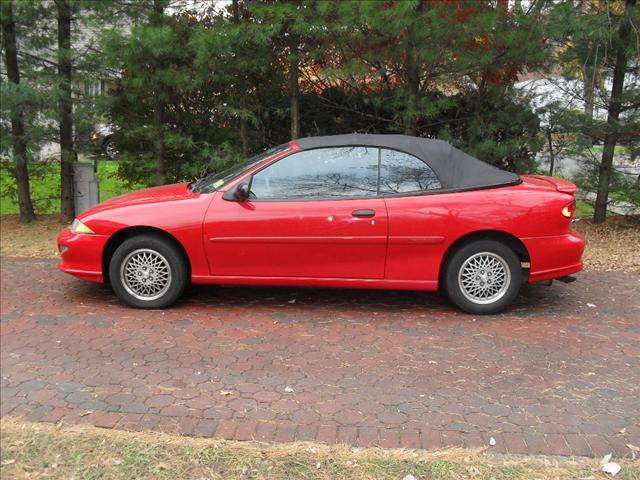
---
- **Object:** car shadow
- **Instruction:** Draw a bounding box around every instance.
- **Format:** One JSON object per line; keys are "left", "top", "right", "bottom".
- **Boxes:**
{"left": 178, "top": 281, "right": 569, "bottom": 317}
{"left": 71, "top": 277, "right": 571, "bottom": 318}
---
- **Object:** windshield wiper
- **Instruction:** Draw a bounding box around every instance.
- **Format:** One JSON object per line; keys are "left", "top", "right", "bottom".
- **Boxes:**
{"left": 188, "top": 168, "right": 212, "bottom": 192}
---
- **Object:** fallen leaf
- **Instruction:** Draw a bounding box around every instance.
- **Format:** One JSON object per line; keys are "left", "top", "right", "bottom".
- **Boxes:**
{"left": 601, "top": 453, "right": 612, "bottom": 466}
{"left": 602, "top": 462, "right": 621, "bottom": 476}
{"left": 288, "top": 299, "right": 296, "bottom": 304}
{"left": 489, "top": 437, "right": 496, "bottom": 446}
{"left": 626, "top": 443, "right": 640, "bottom": 452}
{"left": 587, "top": 303, "right": 597, "bottom": 308}
{"left": 402, "top": 475, "right": 416, "bottom": 480}
{"left": 79, "top": 411, "right": 93, "bottom": 417}
{"left": 220, "top": 390, "right": 233, "bottom": 396}
{"left": 284, "top": 386, "right": 294, "bottom": 393}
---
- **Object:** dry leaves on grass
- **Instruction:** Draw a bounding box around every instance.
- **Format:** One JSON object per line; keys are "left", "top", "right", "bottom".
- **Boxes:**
{"left": 0, "top": 215, "right": 64, "bottom": 258}
{"left": 573, "top": 216, "right": 640, "bottom": 273}
{"left": 1, "top": 214, "right": 639, "bottom": 273}
{"left": 1, "top": 418, "right": 639, "bottom": 480}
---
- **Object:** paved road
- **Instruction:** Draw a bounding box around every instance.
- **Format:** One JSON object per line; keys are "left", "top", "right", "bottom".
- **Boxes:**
{"left": 1, "top": 257, "right": 638, "bottom": 457}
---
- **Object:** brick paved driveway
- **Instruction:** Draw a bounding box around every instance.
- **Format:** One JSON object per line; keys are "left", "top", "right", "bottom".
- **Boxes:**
{"left": 1, "top": 257, "right": 638, "bottom": 457}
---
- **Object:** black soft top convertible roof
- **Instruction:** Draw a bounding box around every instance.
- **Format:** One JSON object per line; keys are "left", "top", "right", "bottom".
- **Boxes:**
{"left": 295, "top": 134, "right": 520, "bottom": 191}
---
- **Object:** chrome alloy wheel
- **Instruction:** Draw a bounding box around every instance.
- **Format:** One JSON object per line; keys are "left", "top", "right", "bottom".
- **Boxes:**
{"left": 458, "top": 251, "right": 511, "bottom": 305}
{"left": 104, "top": 140, "right": 118, "bottom": 159}
{"left": 120, "top": 248, "right": 172, "bottom": 301}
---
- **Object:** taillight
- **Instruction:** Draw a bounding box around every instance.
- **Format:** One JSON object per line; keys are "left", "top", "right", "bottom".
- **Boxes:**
{"left": 562, "top": 200, "right": 576, "bottom": 219}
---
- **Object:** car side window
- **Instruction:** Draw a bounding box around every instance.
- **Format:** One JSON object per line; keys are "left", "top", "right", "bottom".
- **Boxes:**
{"left": 251, "top": 147, "right": 379, "bottom": 200}
{"left": 379, "top": 149, "right": 441, "bottom": 194}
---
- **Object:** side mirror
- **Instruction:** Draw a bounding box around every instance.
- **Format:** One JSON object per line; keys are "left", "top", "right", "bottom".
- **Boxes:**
{"left": 235, "top": 182, "right": 251, "bottom": 201}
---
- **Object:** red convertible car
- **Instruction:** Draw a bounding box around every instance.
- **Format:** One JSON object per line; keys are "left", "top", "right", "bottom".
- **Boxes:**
{"left": 58, "top": 134, "right": 585, "bottom": 314}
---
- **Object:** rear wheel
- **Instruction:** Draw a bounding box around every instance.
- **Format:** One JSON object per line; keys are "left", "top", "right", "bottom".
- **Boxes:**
{"left": 109, "top": 235, "right": 187, "bottom": 308}
{"left": 444, "top": 240, "right": 522, "bottom": 314}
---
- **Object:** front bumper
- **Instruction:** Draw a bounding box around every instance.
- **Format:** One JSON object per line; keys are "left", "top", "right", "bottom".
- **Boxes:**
{"left": 57, "top": 227, "right": 109, "bottom": 283}
{"left": 523, "top": 230, "right": 586, "bottom": 283}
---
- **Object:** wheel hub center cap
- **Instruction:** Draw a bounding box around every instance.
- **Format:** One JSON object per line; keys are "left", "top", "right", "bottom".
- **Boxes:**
{"left": 458, "top": 252, "right": 511, "bottom": 305}
{"left": 121, "top": 249, "right": 172, "bottom": 301}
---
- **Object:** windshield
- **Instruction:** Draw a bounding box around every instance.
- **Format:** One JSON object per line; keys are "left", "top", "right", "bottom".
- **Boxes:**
{"left": 191, "top": 143, "right": 291, "bottom": 193}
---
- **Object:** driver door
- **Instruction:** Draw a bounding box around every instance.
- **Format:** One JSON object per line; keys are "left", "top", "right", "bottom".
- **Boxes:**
{"left": 203, "top": 146, "right": 388, "bottom": 279}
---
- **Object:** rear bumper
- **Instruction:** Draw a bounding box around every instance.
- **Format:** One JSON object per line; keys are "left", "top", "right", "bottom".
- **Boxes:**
{"left": 522, "top": 230, "right": 585, "bottom": 283}
{"left": 57, "top": 227, "right": 109, "bottom": 283}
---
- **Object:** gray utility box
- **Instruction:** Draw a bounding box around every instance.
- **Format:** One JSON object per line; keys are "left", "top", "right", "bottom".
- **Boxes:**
{"left": 74, "top": 162, "right": 100, "bottom": 215}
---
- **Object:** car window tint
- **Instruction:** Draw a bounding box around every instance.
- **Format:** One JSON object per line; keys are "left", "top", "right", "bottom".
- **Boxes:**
{"left": 379, "top": 149, "right": 441, "bottom": 194}
{"left": 251, "top": 147, "right": 379, "bottom": 200}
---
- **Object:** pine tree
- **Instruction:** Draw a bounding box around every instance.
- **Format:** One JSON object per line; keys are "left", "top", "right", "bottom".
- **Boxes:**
{"left": 547, "top": 0, "right": 640, "bottom": 222}
{"left": 249, "top": 0, "right": 322, "bottom": 140}
{"left": 55, "top": 0, "right": 76, "bottom": 222}
{"left": 594, "top": 0, "right": 638, "bottom": 223}
{"left": 1, "top": 0, "right": 36, "bottom": 223}
{"left": 318, "top": 0, "right": 546, "bottom": 169}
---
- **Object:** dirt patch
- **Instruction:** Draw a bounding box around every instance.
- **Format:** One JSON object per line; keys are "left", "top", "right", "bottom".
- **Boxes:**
{"left": 1, "top": 214, "right": 639, "bottom": 272}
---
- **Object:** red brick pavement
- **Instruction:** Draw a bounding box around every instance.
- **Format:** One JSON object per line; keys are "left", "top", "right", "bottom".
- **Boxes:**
{"left": 1, "top": 257, "right": 639, "bottom": 457}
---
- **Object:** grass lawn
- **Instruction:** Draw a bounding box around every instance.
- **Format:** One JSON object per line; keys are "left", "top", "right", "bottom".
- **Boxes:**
{"left": 0, "top": 160, "right": 137, "bottom": 215}
{"left": 589, "top": 144, "right": 630, "bottom": 155}
{"left": 1, "top": 418, "right": 638, "bottom": 480}
{"left": 575, "top": 199, "right": 594, "bottom": 218}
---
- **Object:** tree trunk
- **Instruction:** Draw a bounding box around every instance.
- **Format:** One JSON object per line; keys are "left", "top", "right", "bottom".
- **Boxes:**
{"left": 233, "top": 0, "right": 248, "bottom": 157}
{"left": 404, "top": 54, "right": 419, "bottom": 136}
{"left": 239, "top": 116, "right": 248, "bottom": 157}
{"left": 152, "top": 97, "right": 166, "bottom": 185}
{"left": 151, "top": 0, "right": 167, "bottom": 185}
{"left": 593, "top": 0, "right": 634, "bottom": 224}
{"left": 583, "top": 64, "right": 595, "bottom": 119}
{"left": 56, "top": 0, "right": 76, "bottom": 223}
{"left": 547, "top": 128, "right": 555, "bottom": 176}
{"left": 289, "top": 34, "right": 300, "bottom": 140}
{"left": 1, "top": 0, "right": 36, "bottom": 223}
{"left": 403, "top": 4, "right": 420, "bottom": 136}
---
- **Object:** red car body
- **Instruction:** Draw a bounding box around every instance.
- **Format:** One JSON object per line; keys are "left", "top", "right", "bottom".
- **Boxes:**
{"left": 58, "top": 139, "right": 585, "bottom": 297}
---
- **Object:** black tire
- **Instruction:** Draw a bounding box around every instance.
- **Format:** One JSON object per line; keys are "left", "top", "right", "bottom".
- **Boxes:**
{"left": 109, "top": 235, "right": 187, "bottom": 309}
{"left": 444, "top": 239, "right": 522, "bottom": 315}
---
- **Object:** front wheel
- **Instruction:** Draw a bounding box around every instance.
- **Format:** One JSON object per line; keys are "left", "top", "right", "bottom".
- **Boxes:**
{"left": 444, "top": 240, "right": 522, "bottom": 315}
{"left": 109, "top": 235, "right": 187, "bottom": 309}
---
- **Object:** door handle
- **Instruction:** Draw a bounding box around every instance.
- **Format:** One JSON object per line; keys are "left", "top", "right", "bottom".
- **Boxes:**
{"left": 352, "top": 209, "right": 376, "bottom": 218}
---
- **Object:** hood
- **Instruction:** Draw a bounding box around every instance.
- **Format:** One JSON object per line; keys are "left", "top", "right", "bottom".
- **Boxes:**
{"left": 79, "top": 183, "right": 197, "bottom": 218}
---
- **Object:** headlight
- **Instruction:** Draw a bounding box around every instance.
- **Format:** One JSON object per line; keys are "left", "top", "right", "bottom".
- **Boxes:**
{"left": 71, "top": 219, "right": 95, "bottom": 234}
